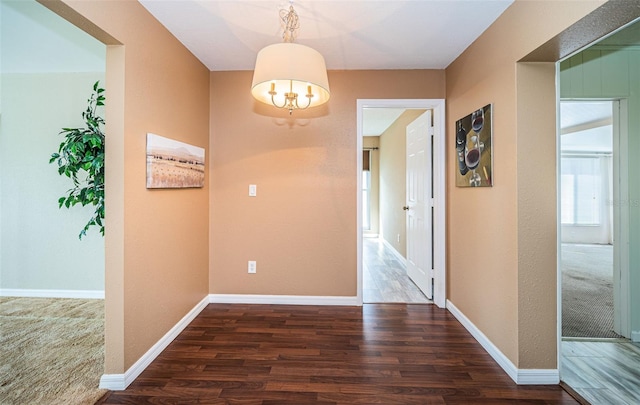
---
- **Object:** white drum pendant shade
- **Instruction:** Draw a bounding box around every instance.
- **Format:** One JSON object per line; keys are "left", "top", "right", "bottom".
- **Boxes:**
{"left": 251, "top": 42, "right": 330, "bottom": 109}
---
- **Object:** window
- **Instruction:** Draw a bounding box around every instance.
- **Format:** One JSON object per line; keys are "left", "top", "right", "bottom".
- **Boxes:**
{"left": 561, "top": 156, "right": 603, "bottom": 225}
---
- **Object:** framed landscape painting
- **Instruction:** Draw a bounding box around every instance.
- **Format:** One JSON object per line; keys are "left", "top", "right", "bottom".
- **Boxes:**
{"left": 146, "top": 133, "right": 205, "bottom": 189}
{"left": 455, "top": 104, "right": 493, "bottom": 187}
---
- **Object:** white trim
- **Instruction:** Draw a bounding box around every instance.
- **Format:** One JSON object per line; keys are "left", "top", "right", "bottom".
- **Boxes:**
{"left": 0, "top": 288, "right": 104, "bottom": 299}
{"left": 381, "top": 237, "right": 407, "bottom": 266}
{"left": 97, "top": 374, "right": 124, "bottom": 391}
{"left": 555, "top": 65, "right": 563, "bottom": 379}
{"left": 446, "top": 300, "right": 517, "bottom": 381}
{"left": 99, "top": 295, "right": 210, "bottom": 390}
{"left": 516, "top": 369, "right": 561, "bottom": 385}
{"left": 209, "top": 294, "right": 359, "bottom": 306}
{"left": 446, "top": 299, "right": 559, "bottom": 385}
{"left": 614, "top": 98, "right": 630, "bottom": 338}
{"left": 431, "top": 102, "right": 447, "bottom": 309}
{"left": 590, "top": 44, "right": 640, "bottom": 52}
{"left": 357, "top": 98, "right": 446, "bottom": 309}
{"left": 357, "top": 103, "right": 364, "bottom": 307}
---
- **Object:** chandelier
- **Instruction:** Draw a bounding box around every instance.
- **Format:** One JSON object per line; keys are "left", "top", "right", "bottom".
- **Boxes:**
{"left": 250, "top": 2, "right": 330, "bottom": 115}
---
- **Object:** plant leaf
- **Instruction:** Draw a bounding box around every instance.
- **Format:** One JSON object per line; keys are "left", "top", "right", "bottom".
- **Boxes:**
{"left": 50, "top": 81, "right": 106, "bottom": 239}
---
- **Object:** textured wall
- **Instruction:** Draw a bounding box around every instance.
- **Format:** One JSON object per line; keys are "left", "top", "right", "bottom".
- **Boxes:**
{"left": 446, "top": 0, "right": 606, "bottom": 369}
{"left": 209, "top": 70, "right": 444, "bottom": 297}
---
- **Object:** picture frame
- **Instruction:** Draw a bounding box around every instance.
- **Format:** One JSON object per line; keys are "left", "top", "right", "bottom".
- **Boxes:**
{"left": 455, "top": 104, "right": 493, "bottom": 187}
{"left": 146, "top": 133, "right": 205, "bottom": 189}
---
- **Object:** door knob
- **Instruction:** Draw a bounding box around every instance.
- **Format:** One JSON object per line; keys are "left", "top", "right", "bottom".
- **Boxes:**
{"left": 403, "top": 206, "right": 409, "bottom": 211}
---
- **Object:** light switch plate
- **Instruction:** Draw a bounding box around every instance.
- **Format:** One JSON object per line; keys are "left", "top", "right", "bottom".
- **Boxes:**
{"left": 249, "top": 184, "right": 257, "bottom": 197}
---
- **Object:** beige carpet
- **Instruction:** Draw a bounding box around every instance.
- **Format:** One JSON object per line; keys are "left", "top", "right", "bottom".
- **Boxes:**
{"left": 562, "top": 243, "right": 621, "bottom": 339}
{"left": 0, "top": 297, "right": 107, "bottom": 405}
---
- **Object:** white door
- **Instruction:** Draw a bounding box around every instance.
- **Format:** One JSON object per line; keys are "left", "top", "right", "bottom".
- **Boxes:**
{"left": 406, "top": 111, "right": 433, "bottom": 299}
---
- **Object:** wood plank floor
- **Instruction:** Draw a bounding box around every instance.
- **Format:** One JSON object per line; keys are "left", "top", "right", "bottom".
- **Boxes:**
{"left": 363, "top": 238, "right": 430, "bottom": 304}
{"left": 98, "top": 304, "right": 578, "bottom": 404}
{"left": 562, "top": 340, "right": 640, "bottom": 405}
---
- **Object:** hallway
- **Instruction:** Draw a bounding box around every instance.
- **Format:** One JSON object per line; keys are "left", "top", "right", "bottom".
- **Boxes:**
{"left": 362, "top": 237, "right": 430, "bottom": 304}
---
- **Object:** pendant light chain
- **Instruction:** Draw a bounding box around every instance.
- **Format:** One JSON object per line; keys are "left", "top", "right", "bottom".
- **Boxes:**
{"left": 280, "top": 2, "right": 300, "bottom": 43}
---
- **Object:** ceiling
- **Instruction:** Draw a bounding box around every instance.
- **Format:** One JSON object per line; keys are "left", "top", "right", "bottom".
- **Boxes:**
{"left": 560, "top": 101, "right": 612, "bottom": 133}
{"left": 362, "top": 108, "right": 405, "bottom": 136}
{"left": 561, "top": 101, "right": 613, "bottom": 153}
{"left": 138, "top": 0, "right": 515, "bottom": 135}
{"left": 138, "top": 0, "right": 514, "bottom": 71}
{"left": 5, "top": 0, "right": 635, "bottom": 138}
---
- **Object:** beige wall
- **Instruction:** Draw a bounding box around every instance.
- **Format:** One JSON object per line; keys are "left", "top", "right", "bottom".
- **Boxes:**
{"left": 47, "top": 0, "right": 211, "bottom": 372}
{"left": 210, "top": 70, "right": 444, "bottom": 296}
{"left": 379, "top": 110, "right": 426, "bottom": 257}
{"left": 516, "top": 62, "right": 558, "bottom": 368}
{"left": 363, "top": 136, "right": 380, "bottom": 236}
{"left": 445, "top": 0, "right": 605, "bottom": 368}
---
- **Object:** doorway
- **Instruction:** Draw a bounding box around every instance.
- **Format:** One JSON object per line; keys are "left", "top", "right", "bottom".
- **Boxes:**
{"left": 559, "top": 97, "right": 637, "bottom": 405}
{"left": 559, "top": 100, "right": 623, "bottom": 339}
{"left": 361, "top": 109, "right": 431, "bottom": 304}
{"left": 0, "top": 0, "right": 107, "bottom": 401}
{"left": 557, "top": 22, "right": 640, "bottom": 399}
{"left": 0, "top": 0, "right": 106, "bottom": 294}
{"left": 356, "top": 99, "right": 446, "bottom": 308}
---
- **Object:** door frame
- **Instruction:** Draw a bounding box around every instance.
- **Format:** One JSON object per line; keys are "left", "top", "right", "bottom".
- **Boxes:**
{"left": 557, "top": 98, "right": 631, "bottom": 339}
{"left": 611, "top": 98, "right": 630, "bottom": 338}
{"left": 356, "top": 99, "right": 446, "bottom": 308}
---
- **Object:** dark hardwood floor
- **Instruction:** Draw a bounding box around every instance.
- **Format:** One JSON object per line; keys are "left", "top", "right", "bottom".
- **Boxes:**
{"left": 98, "top": 304, "right": 578, "bottom": 404}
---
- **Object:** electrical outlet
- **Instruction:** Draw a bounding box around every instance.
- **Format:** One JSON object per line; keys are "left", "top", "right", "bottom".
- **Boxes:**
{"left": 248, "top": 260, "right": 256, "bottom": 274}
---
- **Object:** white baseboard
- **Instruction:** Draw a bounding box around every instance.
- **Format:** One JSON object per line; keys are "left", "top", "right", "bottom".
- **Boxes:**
{"left": 516, "top": 368, "right": 561, "bottom": 385}
{"left": 0, "top": 288, "right": 104, "bottom": 299}
{"left": 209, "top": 294, "right": 359, "bottom": 306}
{"left": 99, "top": 295, "right": 210, "bottom": 390}
{"left": 446, "top": 299, "right": 559, "bottom": 385}
{"left": 97, "top": 374, "right": 124, "bottom": 391}
{"left": 381, "top": 238, "right": 407, "bottom": 266}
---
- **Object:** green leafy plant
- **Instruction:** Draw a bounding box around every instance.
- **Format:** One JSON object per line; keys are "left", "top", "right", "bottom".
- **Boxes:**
{"left": 49, "top": 81, "right": 105, "bottom": 239}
